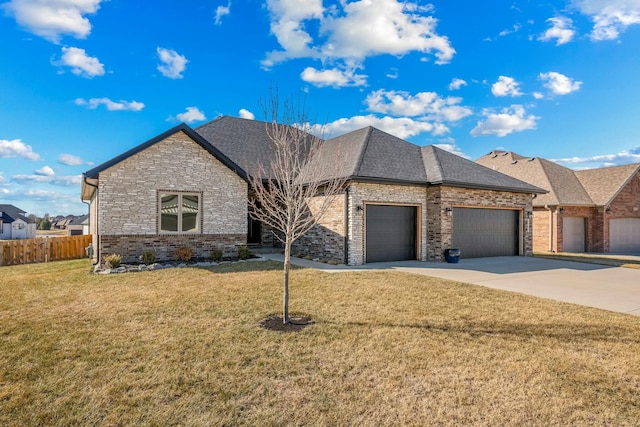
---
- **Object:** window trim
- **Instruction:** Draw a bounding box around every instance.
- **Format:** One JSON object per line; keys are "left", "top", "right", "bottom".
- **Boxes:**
{"left": 158, "top": 190, "right": 203, "bottom": 234}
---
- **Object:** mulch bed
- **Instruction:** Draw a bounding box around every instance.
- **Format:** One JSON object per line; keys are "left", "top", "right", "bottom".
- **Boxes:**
{"left": 259, "top": 315, "right": 315, "bottom": 332}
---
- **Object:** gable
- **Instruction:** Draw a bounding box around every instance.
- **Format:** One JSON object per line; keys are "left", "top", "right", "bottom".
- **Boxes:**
{"left": 82, "top": 124, "right": 247, "bottom": 201}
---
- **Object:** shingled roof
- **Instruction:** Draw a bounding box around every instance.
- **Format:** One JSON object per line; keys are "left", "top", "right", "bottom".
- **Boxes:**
{"left": 0, "top": 204, "right": 29, "bottom": 223}
{"left": 307, "top": 126, "right": 543, "bottom": 192}
{"left": 576, "top": 163, "right": 640, "bottom": 206}
{"left": 83, "top": 117, "right": 545, "bottom": 197}
{"left": 476, "top": 150, "right": 640, "bottom": 207}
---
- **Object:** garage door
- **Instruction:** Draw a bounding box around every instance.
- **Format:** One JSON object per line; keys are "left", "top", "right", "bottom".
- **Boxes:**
{"left": 563, "top": 217, "right": 585, "bottom": 253}
{"left": 366, "top": 205, "right": 416, "bottom": 263}
{"left": 452, "top": 208, "right": 518, "bottom": 258}
{"left": 610, "top": 218, "right": 640, "bottom": 252}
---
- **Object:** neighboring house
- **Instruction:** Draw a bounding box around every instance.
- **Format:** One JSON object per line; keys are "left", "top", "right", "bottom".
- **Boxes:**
{"left": 81, "top": 116, "right": 544, "bottom": 265}
{"left": 477, "top": 151, "right": 640, "bottom": 253}
{"left": 0, "top": 204, "right": 36, "bottom": 240}
{"left": 67, "top": 214, "right": 89, "bottom": 236}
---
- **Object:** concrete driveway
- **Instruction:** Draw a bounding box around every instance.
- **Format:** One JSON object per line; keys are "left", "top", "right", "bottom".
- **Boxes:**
{"left": 264, "top": 254, "right": 640, "bottom": 316}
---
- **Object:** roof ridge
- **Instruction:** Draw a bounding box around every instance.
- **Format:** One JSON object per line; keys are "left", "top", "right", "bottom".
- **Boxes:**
{"left": 354, "top": 127, "right": 374, "bottom": 177}
{"left": 539, "top": 157, "right": 590, "bottom": 205}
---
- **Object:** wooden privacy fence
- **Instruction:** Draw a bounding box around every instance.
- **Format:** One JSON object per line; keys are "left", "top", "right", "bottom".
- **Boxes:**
{"left": 0, "top": 235, "right": 92, "bottom": 266}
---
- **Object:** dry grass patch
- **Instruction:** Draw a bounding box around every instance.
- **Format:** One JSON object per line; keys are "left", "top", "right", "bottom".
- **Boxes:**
{"left": 1, "top": 260, "right": 640, "bottom": 425}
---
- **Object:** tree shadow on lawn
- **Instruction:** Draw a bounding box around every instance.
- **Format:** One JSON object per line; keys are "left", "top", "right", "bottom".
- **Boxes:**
{"left": 319, "top": 319, "right": 640, "bottom": 344}
{"left": 200, "top": 260, "right": 303, "bottom": 274}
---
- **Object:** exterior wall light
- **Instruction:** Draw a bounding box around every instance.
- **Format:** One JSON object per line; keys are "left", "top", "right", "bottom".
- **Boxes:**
{"left": 356, "top": 204, "right": 364, "bottom": 212}
{"left": 445, "top": 207, "right": 453, "bottom": 217}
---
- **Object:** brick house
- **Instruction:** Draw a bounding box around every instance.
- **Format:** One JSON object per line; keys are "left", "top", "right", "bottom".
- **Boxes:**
{"left": 476, "top": 151, "right": 640, "bottom": 253}
{"left": 81, "top": 117, "right": 544, "bottom": 265}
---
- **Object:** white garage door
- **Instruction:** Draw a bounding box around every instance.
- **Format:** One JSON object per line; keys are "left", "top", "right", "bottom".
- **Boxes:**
{"left": 563, "top": 217, "right": 585, "bottom": 253}
{"left": 610, "top": 218, "right": 640, "bottom": 252}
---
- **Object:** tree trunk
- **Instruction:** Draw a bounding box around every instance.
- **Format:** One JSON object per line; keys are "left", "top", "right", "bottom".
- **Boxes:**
{"left": 283, "top": 237, "right": 291, "bottom": 324}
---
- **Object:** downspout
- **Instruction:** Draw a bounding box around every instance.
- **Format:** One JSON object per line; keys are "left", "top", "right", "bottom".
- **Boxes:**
{"left": 83, "top": 175, "right": 99, "bottom": 265}
{"left": 343, "top": 186, "right": 349, "bottom": 265}
{"left": 546, "top": 205, "right": 554, "bottom": 253}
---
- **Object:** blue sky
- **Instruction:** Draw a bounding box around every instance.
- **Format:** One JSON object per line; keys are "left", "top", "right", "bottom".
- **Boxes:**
{"left": 2, "top": 0, "right": 640, "bottom": 216}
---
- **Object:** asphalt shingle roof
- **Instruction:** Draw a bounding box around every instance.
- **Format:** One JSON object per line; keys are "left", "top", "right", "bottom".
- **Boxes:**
{"left": 83, "top": 117, "right": 545, "bottom": 196}
{"left": 476, "top": 150, "right": 640, "bottom": 207}
{"left": 0, "top": 204, "right": 29, "bottom": 223}
{"left": 576, "top": 163, "right": 640, "bottom": 206}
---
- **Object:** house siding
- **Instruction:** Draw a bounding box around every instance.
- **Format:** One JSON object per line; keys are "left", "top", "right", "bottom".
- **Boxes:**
{"left": 95, "top": 131, "right": 247, "bottom": 263}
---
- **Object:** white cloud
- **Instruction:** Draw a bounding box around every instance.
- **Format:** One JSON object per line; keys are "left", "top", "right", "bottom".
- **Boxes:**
{"left": 499, "top": 24, "right": 521, "bottom": 37}
{"left": 538, "top": 16, "right": 575, "bottom": 45}
{"left": 75, "top": 98, "right": 145, "bottom": 111}
{"left": 491, "top": 76, "right": 523, "bottom": 97}
{"left": 263, "top": 0, "right": 455, "bottom": 71}
{"left": 365, "top": 89, "right": 472, "bottom": 122}
{"left": 58, "top": 153, "right": 89, "bottom": 166}
{"left": 533, "top": 92, "right": 545, "bottom": 99}
{"left": 552, "top": 146, "right": 640, "bottom": 166}
{"left": 239, "top": 109, "right": 255, "bottom": 120}
{"left": 539, "top": 71, "right": 582, "bottom": 95}
{"left": 0, "top": 139, "right": 42, "bottom": 161}
{"left": 215, "top": 2, "right": 231, "bottom": 25}
{"left": 572, "top": 0, "right": 640, "bottom": 40}
{"left": 2, "top": 0, "right": 103, "bottom": 43}
{"left": 470, "top": 105, "right": 539, "bottom": 137}
{"left": 433, "top": 143, "right": 470, "bottom": 159}
{"left": 448, "top": 78, "right": 467, "bottom": 91}
{"left": 156, "top": 47, "right": 188, "bottom": 79}
{"left": 12, "top": 173, "right": 81, "bottom": 186}
{"left": 174, "top": 107, "right": 206, "bottom": 123}
{"left": 319, "top": 115, "right": 446, "bottom": 139}
{"left": 301, "top": 65, "right": 367, "bottom": 87}
{"left": 35, "top": 166, "right": 55, "bottom": 176}
{"left": 56, "top": 46, "right": 104, "bottom": 77}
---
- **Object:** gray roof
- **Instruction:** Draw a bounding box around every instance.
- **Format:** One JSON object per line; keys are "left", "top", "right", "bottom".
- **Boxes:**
{"left": 83, "top": 117, "right": 545, "bottom": 197}
{"left": 307, "top": 126, "right": 543, "bottom": 192}
{"left": 0, "top": 204, "right": 29, "bottom": 223}
{"left": 68, "top": 214, "right": 89, "bottom": 226}
{"left": 476, "top": 150, "right": 640, "bottom": 207}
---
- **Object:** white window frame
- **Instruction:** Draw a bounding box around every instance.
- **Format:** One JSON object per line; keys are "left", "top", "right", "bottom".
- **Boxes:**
{"left": 158, "top": 191, "right": 202, "bottom": 234}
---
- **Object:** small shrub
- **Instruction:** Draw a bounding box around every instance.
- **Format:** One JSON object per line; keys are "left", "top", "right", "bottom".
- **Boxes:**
{"left": 237, "top": 246, "right": 252, "bottom": 260}
{"left": 141, "top": 250, "right": 157, "bottom": 265}
{"left": 104, "top": 253, "right": 122, "bottom": 268}
{"left": 175, "top": 247, "right": 193, "bottom": 262}
{"left": 210, "top": 248, "right": 223, "bottom": 262}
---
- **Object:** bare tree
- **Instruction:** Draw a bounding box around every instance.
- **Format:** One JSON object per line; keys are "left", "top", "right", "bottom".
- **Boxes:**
{"left": 249, "top": 92, "right": 346, "bottom": 324}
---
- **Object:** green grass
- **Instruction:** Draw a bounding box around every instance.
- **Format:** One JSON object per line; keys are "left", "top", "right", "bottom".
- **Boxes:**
{"left": 1, "top": 259, "right": 640, "bottom": 425}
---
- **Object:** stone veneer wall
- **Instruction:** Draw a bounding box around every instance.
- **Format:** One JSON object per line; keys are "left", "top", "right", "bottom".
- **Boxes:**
{"left": 427, "top": 186, "right": 534, "bottom": 261}
{"left": 101, "top": 234, "right": 245, "bottom": 264}
{"left": 347, "top": 183, "right": 428, "bottom": 266}
{"left": 602, "top": 171, "right": 640, "bottom": 252}
{"left": 291, "top": 193, "right": 346, "bottom": 262}
{"left": 95, "top": 131, "right": 247, "bottom": 263}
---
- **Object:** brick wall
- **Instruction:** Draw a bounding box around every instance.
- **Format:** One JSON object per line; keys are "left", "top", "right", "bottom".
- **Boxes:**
{"left": 429, "top": 186, "right": 534, "bottom": 260}
{"left": 292, "top": 193, "right": 346, "bottom": 262}
{"left": 603, "top": 171, "right": 640, "bottom": 252}
{"left": 95, "top": 131, "right": 247, "bottom": 262}
{"left": 347, "top": 182, "right": 428, "bottom": 265}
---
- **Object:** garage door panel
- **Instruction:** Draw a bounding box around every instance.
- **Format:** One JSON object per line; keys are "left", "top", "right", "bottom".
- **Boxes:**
{"left": 610, "top": 218, "right": 640, "bottom": 252}
{"left": 453, "top": 208, "right": 518, "bottom": 258}
{"left": 563, "top": 217, "right": 585, "bottom": 253}
{"left": 366, "top": 205, "right": 416, "bottom": 263}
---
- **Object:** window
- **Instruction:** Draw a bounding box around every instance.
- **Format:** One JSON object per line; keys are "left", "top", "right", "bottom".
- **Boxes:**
{"left": 159, "top": 192, "right": 201, "bottom": 233}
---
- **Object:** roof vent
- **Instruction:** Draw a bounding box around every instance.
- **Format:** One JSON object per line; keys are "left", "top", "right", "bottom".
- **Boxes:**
{"left": 491, "top": 154, "right": 498, "bottom": 158}
{"left": 511, "top": 160, "right": 518, "bottom": 164}
{"left": 502, "top": 152, "right": 509, "bottom": 156}
{"left": 528, "top": 157, "right": 535, "bottom": 161}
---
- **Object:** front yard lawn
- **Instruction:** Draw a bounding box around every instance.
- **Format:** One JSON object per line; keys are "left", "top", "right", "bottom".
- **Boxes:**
{"left": 1, "top": 260, "right": 639, "bottom": 425}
